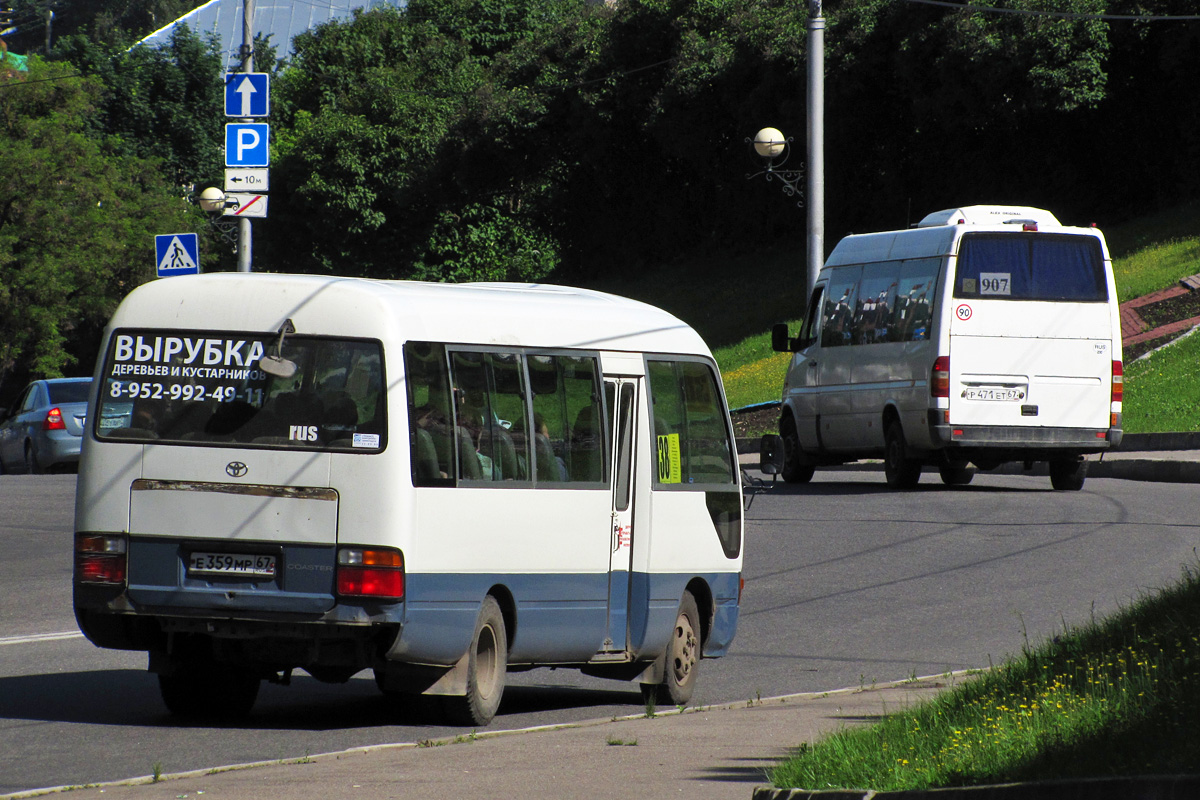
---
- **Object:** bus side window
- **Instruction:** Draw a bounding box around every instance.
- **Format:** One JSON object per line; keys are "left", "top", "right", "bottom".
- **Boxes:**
{"left": 530, "top": 354, "right": 603, "bottom": 484}
{"left": 894, "top": 258, "right": 941, "bottom": 342}
{"left": 799, "top": 286, "right": 825, "bottom": 348}
{"left": 647, "top": 360, "right": 736, "bottom": 487}
{"left": 822, "top": 266, "right": 861, "bottom": 348}
{"left": 450, "top": 351, "right": 528, "bottom": 483}
{"left": 405, "top": 342, "right": 457, "bottom": 486}
{"left": 857, "top": 261, "right": 900, "bottom": 345}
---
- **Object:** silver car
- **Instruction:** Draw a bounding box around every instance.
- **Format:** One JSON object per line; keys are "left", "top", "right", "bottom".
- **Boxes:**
{"left": 0, "top": 378, "right": 92, "bottom": 474}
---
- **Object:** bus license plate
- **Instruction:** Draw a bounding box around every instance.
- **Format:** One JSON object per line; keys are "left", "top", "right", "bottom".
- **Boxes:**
{"left": 962, "top": 387, "right": 1025, "bottom": 402}
{"left": 188, "top": 552, "right": 276, "bottom": 578}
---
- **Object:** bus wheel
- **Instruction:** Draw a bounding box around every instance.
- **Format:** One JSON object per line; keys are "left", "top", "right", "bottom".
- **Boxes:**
{"left": 443, "top": 595, "right": 507, "bottom": 726}
{"left": 660, "top": 591, "right": 701, "bottom": 706}
{"left": 884, "top": 422, "right": 921, "bottom": 489}
{"left": 158, "top": 665, "right": 260, "bottom": 719}
{"left": 780, "top": 416, "right": 815, "bottom": 484}
{"left": 1049, "top": 457, "right": 1087, "bottom": 491}
{"left": 938, "top": 462, "right": 974, "bottom": 486}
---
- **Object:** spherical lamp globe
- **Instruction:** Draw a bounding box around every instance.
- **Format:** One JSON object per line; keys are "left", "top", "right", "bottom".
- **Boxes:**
{"left": 753, "top": 127, "right": 786, "bottom": 159}
{"left": 198, "top": 187, "right": 226, "bottom": 213}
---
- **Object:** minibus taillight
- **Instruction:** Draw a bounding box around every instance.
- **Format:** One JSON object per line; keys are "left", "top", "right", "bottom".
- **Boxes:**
{"left": 44, "top": 408, "right": 66, "bottom": 431}
{"left": 1111, "top": 360, "right": 1123, "bottom": 403}
{"left": 75, "top": 533, "right": 127, "bottom": 585}
{"left": 337, "top": 547, "right": 405, "bottom": 600}
{"left": 931, "top": 357, "right": 951, "bottom": 398}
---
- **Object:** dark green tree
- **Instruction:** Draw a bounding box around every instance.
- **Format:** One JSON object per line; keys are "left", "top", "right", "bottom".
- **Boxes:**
{"left": 57, "top": 24, "right": 224, "bottom": 190}
{"left": 0, "top": 59, "right": 203, "bottom": 394}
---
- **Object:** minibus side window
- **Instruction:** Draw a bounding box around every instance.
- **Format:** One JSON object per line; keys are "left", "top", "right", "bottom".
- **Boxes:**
{"left": 528, "top": 354, "right": 605, "bottom": 484}
{"left": 450, "top": 351, "right": 530, "bottom": 483}
{"left": 821, "top": 266, "right": 861, "bottom": 348}
{"left": 405, "top": 342, "right": 457, "bottom": 486}
{"left": 647, "top": 360, "right": 736, "bottom": 487}
{"left": 798, "top": 286, "right": 824, "bottom": 348}
{"left": 893, "top": 258, "right": 940, "bottom": 341}
{"left": 855, "top": 261, "right": 900, "bottom": 345}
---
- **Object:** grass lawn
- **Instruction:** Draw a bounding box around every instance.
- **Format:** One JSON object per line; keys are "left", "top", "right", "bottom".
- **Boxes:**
{"left": 770, "top": 566, "right": 1200, "bottom": 791}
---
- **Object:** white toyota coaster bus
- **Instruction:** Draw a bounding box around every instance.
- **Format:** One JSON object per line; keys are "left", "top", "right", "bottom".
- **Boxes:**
{"left": 769, "top": 205, "right": 1123, "bottom": 490}
{"left": 73, "top": 275, "right": 743, "bottom": 725}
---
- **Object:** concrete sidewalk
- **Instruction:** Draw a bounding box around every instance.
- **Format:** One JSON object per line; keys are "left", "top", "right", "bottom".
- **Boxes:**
{"left": 20, "top": 679, "right": 952, "bottom": 800}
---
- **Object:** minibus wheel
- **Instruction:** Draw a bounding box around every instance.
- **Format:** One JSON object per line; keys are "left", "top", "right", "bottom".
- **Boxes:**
{"left": 938, "top": 462, "right": 974, "bottom": 486}
{"left": 443, "top": 595, "right": 507, "bottom": 726}
{"left": 158, "top": 665, "right": 260, "bottom": 719}
{"left": 884, "top": 421, "right": 921, "bottom": 489}
{"left": 780, "top": 416, "right": 815, "bottom": 484}
{"left": 652, "top": 590, "right": 700, "bottom": 706}
{"left": 1049, "top": 457, "right": 1087, "bottom": 491}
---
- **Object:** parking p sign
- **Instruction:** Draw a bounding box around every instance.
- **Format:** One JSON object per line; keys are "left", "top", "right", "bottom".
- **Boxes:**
{"left": 225, "top": 123, "right": 270, "bottom": 167}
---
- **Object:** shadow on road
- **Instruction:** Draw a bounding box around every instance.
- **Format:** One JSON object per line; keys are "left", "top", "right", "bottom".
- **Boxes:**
{"left": 0, "top": 668, "right": 643, "bottom": 732}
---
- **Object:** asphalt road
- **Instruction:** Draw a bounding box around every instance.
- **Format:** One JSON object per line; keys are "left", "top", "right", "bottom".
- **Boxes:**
{"left": 2, "top": 470, "right": 1198, "bottom": 794}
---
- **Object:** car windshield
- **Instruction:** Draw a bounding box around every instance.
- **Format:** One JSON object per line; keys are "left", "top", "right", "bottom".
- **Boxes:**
{"left": 94, "top": 330, "right": 385, "bottom": 451}
{"left": 48, "top": 381, "right": 91, "bottom": 405}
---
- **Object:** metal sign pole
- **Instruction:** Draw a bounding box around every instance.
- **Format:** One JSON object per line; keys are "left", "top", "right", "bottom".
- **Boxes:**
{"left": 237, "top": 0, "right": 255, "bottom": 273}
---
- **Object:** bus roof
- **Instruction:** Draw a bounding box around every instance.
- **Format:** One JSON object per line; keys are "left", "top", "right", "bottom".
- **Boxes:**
{"left": 825, "top": 205, "right": 1105, "bottom": 268}
{"left": 105, "top": 274, "right": 713, "bottom": 357}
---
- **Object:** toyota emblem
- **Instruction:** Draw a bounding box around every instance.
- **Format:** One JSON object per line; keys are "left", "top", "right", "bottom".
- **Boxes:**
{"left": 226, "top": 461, "right": 248, "bottom": 478}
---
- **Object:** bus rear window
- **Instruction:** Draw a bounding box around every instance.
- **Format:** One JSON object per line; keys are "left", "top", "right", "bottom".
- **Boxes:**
{"left": 95, "top": 330, "right": 385, "bottom": 451}
{"left": 955, "top": 233, "right": 1107, "bottom": 302}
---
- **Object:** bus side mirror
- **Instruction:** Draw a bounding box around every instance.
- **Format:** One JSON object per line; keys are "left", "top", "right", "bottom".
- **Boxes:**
{"left": 771, "top": 323, "right": 793, "bottom": 353}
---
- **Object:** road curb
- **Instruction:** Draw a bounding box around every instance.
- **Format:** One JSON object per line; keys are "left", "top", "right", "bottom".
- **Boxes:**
{"left": 753, "top": 774, "right": 1200, "bottom": 799}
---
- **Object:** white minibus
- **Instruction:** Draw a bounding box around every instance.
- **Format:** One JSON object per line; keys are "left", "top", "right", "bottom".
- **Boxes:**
{"left": 73, "top": 274, "right": 743, "bottom": 725}
{"left": 769, "top": 205, "right": 1123, "bottom": 490}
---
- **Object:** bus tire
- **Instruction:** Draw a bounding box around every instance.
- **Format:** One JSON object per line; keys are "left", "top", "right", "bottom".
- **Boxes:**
{"left": 658, "top": 590, "right": 701, "bottom": 706}
{"left": 938, "top": 462, "right": 974, "bottom": 486}
{"left": 158, "top": 666, "right": 260, "bottom": 719}
{"left": 443, "top": 595, "right": 507, "bottom": 726}
{"left": 780, "top": 416, "right": 815, "bottom": 484}
{"left": 1049, "top": 457, "right": 1087, "bottom": 491}
{"left": 884, "top": 421, "right": 921, "bottom": 489}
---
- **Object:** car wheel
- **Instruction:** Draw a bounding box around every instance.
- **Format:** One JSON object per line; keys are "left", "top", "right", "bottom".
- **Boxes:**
{"left": 23, "top": 442, "right": 41, "bottom": 475}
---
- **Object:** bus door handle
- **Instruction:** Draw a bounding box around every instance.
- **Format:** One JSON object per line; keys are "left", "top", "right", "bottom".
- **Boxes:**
{"left": 808, "top": 359, "right": 818, "bottom": 368}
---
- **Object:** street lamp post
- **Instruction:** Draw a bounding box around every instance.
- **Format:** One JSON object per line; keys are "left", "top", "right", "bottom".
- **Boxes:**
{"left": 807, "top": 0, "right": 825, "bottom": 302}
{"left": 746, "top": 2, "right": 826, "bottom": 300}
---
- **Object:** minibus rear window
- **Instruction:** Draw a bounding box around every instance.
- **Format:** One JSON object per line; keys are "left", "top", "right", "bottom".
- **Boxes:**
{"left": 955, "top": 233, "right": 1107, "bottom": 302}
{"left": 95, "top": 330, "right": 385, "bottom": 451}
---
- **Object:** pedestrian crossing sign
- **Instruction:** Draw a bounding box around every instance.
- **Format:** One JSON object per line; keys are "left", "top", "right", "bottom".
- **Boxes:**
{"left": 155, "top": 233, "right": 200, "bottom": 277}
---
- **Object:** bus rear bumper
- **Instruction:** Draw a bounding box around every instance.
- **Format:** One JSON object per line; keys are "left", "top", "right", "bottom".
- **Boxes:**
{"left": 929, "top": 419, "right": 1122, "bottom": 461}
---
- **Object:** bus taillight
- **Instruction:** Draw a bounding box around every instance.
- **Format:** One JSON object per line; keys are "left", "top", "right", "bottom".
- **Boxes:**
{"left": 931, "top": 357, "right": 950, "bottom": 398}
{"left": 1112, "top": 360, "right": 1123, "bottom": 404}
{"left": 75, "top": 533, "right": 127, "bottom": 585}
{"left": 337, "top": 547, "right": 405, "bottom": 600}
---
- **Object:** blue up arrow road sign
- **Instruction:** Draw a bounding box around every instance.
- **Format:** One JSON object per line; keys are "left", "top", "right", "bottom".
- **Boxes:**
{"left": 225, "top": 123, "right": 270, "bottom": 167}
{"left": 155, "top": 233, "right": 199, "bottom": 277}
{"left": 224, "top": 73, "right": 269, "bottom": 117}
